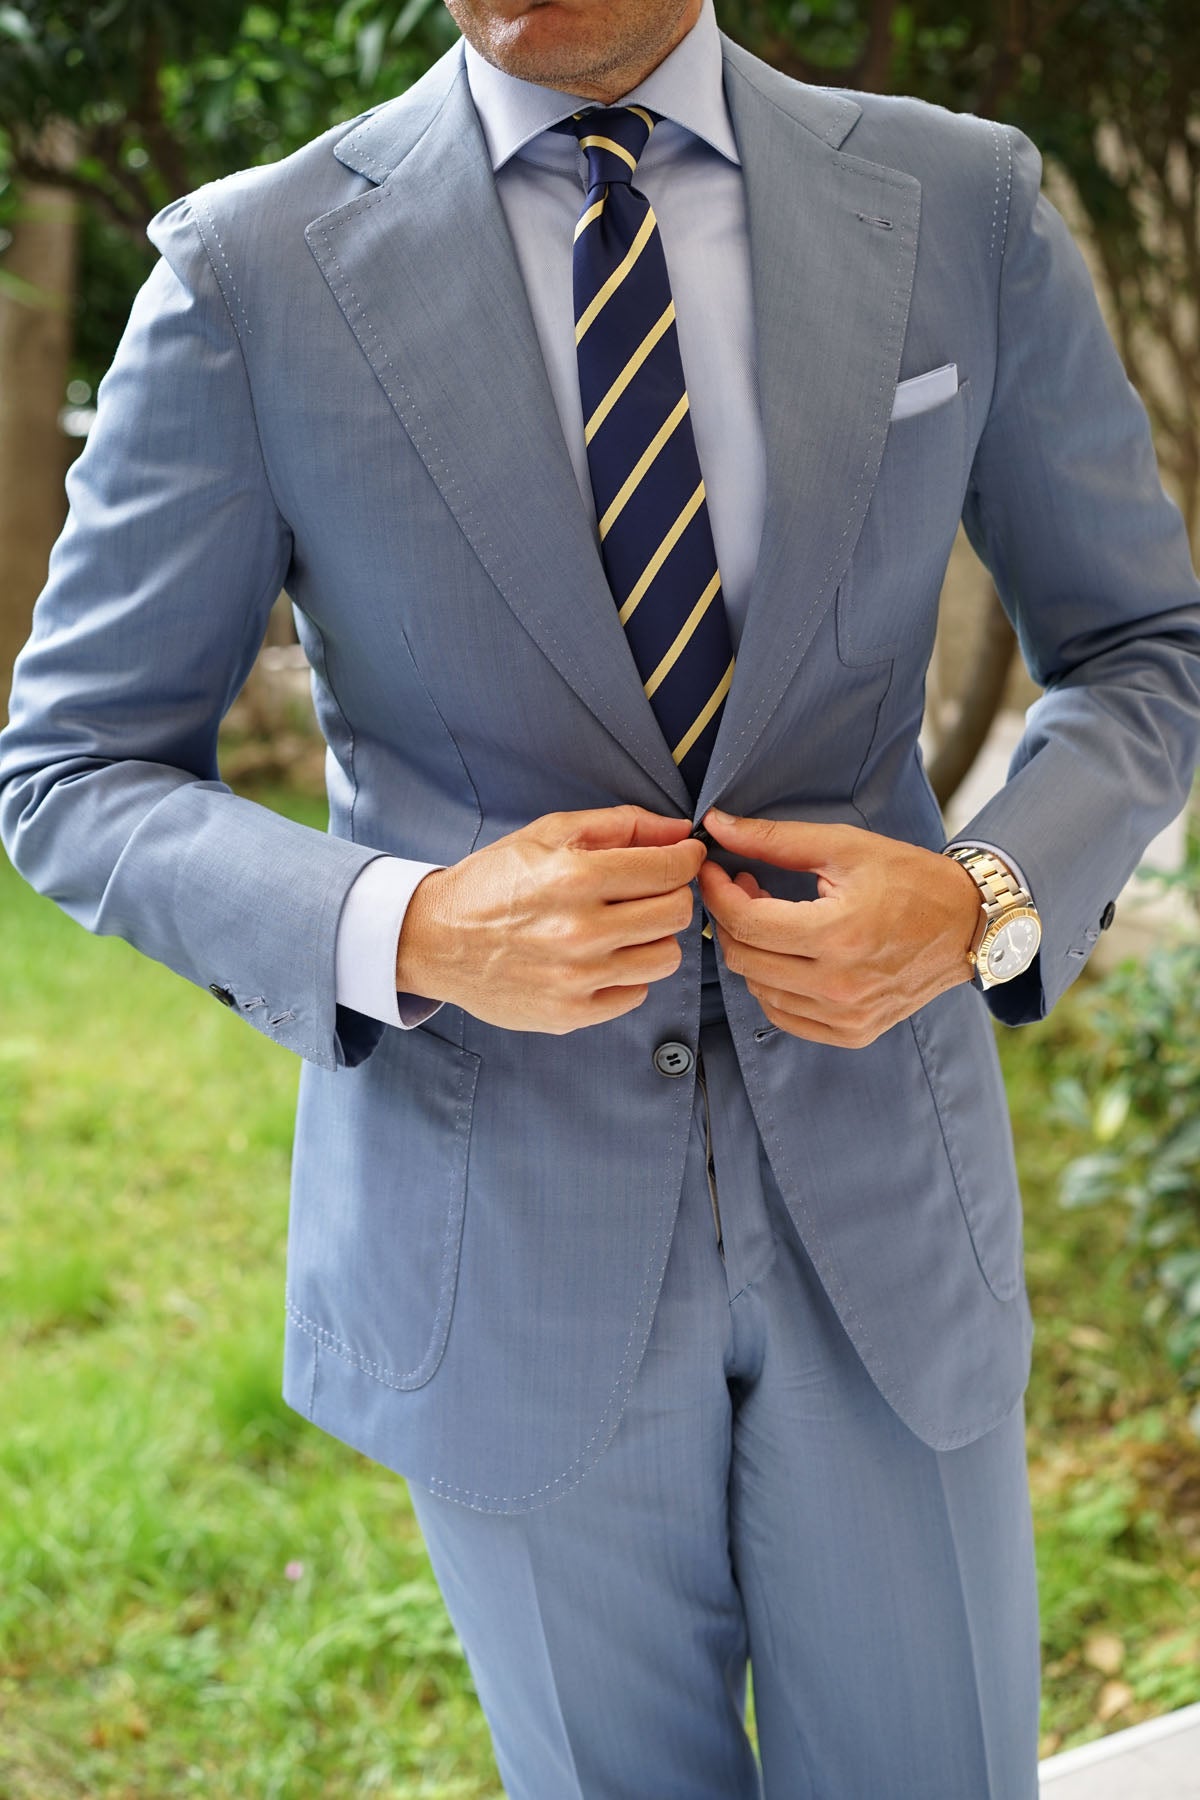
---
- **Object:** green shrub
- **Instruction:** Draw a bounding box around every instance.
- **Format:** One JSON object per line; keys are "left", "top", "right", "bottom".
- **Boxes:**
{"left": 1054, "top": 819, "right": 1200, "bottom": 1393}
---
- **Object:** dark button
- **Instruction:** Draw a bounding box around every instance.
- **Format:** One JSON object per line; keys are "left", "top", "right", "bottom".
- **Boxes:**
{"left": 1099, "top": 900, "right": 1117, "bottom": 931}
{"left": 653, "top": 1040, "right": 694, "bottom": 1079}
{"left": 208, "top": 983, "right": 237, "bottom": 1008}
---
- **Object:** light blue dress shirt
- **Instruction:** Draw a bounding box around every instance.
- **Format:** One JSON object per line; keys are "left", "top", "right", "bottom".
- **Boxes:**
{"left": 335, "top": 0, "right": 767, "bottom": 1026}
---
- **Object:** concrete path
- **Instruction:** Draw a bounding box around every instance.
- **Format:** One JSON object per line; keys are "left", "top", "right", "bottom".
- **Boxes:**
{"left": 1039, "top": 1703, "right": 1200, "bottom": 1797}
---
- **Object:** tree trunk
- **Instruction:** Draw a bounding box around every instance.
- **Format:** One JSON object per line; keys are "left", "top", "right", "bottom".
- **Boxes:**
{"left": 927, "top": 586, "right": 1019, "bottom": 808}
{"left": 0, "top": 163, "right": 78, "bottom": 720}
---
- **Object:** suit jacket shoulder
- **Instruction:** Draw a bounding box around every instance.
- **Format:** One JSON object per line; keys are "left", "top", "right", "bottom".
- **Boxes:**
{"left": 719, "top": 31, "right": 1025, "bottom": 280}
{"left": 151, "top": 40, "right": 470, "bottom": 297}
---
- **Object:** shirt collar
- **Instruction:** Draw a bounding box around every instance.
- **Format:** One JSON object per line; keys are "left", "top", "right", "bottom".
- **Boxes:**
{"left": 463, "top": 0, "right": 740, "bottom": 171}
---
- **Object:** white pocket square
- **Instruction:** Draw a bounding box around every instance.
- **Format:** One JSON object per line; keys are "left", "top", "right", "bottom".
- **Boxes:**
{"left": 890, "top": 362, "right": 958, "bottom": 422}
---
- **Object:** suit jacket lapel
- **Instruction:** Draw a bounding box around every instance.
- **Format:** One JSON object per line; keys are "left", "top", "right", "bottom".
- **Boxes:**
{"left": 696, "top": 41, "right": 921, "bottom": 813}
{"left": 308, "top": 42, "right": 922, "bottom": 818}
{"left": 306, "top": 48, "right": 691, "bottom": 811}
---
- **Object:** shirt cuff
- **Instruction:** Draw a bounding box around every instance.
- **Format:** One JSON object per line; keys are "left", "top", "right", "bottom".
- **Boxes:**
{"left": 335, "top": 854, "right": 445, "bottom": 1029}
{"left": 944, "top": 839, "right": 1034, "bottom": 904}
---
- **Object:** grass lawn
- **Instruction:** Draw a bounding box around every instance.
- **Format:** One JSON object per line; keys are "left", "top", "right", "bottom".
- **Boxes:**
{"left": 1, "top": 785, "right": 1198, "bottom": 1796}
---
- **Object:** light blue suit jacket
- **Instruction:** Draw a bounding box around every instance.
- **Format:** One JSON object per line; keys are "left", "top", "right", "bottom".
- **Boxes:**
{"left": 4, "top": 36, "right": 1199, "bottom": 1511}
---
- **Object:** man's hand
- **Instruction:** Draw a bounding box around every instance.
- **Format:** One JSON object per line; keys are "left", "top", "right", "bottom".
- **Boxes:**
{"left": 697, "top": 811, "right": 983, "bottom": 1048}
{"left": 396, "top": 806, "right": 706, "bottom": 1034}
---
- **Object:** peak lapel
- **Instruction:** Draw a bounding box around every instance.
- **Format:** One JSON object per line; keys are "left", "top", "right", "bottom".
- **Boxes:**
{"left": 307, "top": 56, "right": 690, "bottom": 811}
{"left": 696, "top": 45, "right": 921, "bottom": 813}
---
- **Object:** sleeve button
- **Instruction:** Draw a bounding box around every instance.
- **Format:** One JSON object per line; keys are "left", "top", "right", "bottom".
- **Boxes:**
{"left": 1099, "top": 901, "right": 1117, "bottom": 931}
{"left": 208, "top": 983, "right": 238, "bottom": 1008}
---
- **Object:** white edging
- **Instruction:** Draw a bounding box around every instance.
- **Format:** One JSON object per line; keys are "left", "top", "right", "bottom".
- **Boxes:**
{"left": 1039, "top": 1702, "right": 1200, "bottom": 1781}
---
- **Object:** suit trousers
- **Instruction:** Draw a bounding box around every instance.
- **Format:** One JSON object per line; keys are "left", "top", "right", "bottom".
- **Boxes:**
{"left": 408, "top": 1014, "right": 1041, "bottom": 1799}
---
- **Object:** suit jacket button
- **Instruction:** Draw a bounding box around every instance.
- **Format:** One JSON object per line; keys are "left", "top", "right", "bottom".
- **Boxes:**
{"left": 1099, "top": 900, "right": 1117, "bottom": 931}
{"left": 208, "top": 983, "right": 238, "bottom": 1008}
{"left": 653, "top": 1041, "right": 694, "bottom": 1078}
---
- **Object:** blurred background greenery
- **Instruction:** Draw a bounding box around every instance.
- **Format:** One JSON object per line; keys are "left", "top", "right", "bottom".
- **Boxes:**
{"left": 1, "top": 3, "right": 1199, "bottom": 1794}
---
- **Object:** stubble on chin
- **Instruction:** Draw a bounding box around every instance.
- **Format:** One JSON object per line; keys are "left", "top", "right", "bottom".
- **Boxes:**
{"left": 446, "top": 1, "right": 696, "bottom": 97}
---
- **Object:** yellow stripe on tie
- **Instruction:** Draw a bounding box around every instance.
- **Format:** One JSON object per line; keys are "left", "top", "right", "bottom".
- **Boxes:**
{"left": 574, "top": 195, "right": 606, "bottom": 242}
{"left": 575, "top": 208, "right": 657, "bottom": 343}
{"left": 585, "top": 303, "right": 675, "bottom": 444}
{"left": 643, "top": 571, "right": 722, "bottom": 698}
{"left": 627, "top": 106, "right": 655, "bottom": 132}
{"left": 598, "top": 394, "right": 689, "bottom": 541}
{"left": 617, "top": 482, "right": 706, "bottom": 625}
{"left": 672, "top": 659, "right": 734, "bottom": 766}
{"left": 579, "top": 134, "right": 638, "bottom": 174}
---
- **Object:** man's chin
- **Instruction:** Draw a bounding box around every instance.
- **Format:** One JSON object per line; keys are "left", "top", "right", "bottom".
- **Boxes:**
{"left": 473, "top": 7, "right": 624, "bottom": 91}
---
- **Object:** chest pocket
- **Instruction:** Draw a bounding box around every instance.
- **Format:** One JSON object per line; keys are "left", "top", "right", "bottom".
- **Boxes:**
{"left": 836, "top": 379, "right": 972, "bottom": 669}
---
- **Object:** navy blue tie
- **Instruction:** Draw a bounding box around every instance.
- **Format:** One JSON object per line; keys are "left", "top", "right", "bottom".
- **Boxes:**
{"left": 560, "top": 106, "right": 734, "bottom": 800}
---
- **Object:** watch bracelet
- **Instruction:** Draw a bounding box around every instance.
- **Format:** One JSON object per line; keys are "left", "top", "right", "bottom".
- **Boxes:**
{"left": 943, "top": 845, "right": 1034, "bottom": 922}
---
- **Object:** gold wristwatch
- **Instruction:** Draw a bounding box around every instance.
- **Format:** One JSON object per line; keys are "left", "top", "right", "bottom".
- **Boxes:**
{"left": 944, "top": 845, "right": 1042, "bottom": 989}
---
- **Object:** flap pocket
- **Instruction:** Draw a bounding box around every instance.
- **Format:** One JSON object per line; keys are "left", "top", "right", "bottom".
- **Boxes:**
{"left": 287, "top": 1023, "right": 481, "bottom": 1391}
{"left": 908, "top": 985, "right": 1023, "bottom": 1301}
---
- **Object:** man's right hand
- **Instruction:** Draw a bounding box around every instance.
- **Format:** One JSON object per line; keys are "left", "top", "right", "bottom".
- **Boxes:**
{"left": 395, "top": 806, "right": 706, "bottom": 1034}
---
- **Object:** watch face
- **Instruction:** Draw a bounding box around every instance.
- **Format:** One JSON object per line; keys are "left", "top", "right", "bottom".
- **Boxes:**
{"left": 985, "top": 912, "right": 1041, "bottom": 982}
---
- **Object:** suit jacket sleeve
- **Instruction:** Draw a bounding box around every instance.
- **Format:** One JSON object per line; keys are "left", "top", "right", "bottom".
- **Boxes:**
{"left": 0, "top": 196, "right": 387, "bottom": 1071}
{"left": 957, "top": 128, "right": 1200, "bottom": 1025}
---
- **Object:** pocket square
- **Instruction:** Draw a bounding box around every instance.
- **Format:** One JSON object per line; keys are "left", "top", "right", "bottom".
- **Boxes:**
{"left": 890, "top": 362, "right": 958, "bottom": 422}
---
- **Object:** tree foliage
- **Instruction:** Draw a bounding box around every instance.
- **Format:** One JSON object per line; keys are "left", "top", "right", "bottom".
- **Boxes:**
{"left": 720, "top": 0, "right": 1200, "bottom": 535}
{"left": 0, "top": 0, "right": 457, "bottom": 234}
{"left": 0, "top": 1, "right": 458, "bottom": 385}
{"left": 1015, "top": 0, "right": 1200, "bottom": 533}
{"left": 718, "top": 0, "right": 1081, "bottom": 113}
{"left": 1055, "top": 923, "right": 1200, "bottom": 1389}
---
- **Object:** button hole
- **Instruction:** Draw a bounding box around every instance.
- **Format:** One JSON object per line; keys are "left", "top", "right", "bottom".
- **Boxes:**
{"left": 856, "top": 212, "right": 894, "bottom": 229}
{"left": 754, "top": 1026, "right": 779, "bottom": 1042}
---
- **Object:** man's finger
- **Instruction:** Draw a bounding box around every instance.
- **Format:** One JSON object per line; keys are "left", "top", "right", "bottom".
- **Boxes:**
{"left": 552, "top": 805, "right": 694, "bottom": 852}
{"left": 756, "top": 1003, "right": 881, "bottom": 1050}
{"left": 608, "top": 936, "right": 686, "bottom": 985}
{"left": 699, "top": 857, "right": 826, "bottom": 952}
{"left": 603, "top": 890, "right": 697, "bottom": 946}
{"left": 715, "top": 935, "right": 822, "bottom": 994}
{"left": 703, "top": 809, "right": 864, "bottom": 873}
{"left": 587, "top": 982, "right": 651, "bottom": 1024}
{"left": 591, "top": 839, "right": 706, "bottom": 900}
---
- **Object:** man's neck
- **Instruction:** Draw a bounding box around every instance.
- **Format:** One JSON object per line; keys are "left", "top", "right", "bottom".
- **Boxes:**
{"left": 565, "top": 0, "right": 704, "bottom": 102}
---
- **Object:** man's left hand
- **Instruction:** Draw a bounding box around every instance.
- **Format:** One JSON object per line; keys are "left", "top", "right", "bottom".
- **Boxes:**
{"left": 697, "top": 811, "right": 983, "bottom": 1048}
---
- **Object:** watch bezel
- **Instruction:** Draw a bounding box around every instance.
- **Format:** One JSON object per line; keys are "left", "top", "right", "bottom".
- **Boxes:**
{"left": 973, "top": 904, "right": 1042, "bottom": 986}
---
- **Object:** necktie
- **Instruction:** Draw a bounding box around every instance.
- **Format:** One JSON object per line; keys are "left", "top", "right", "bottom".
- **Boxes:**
{"left": 561, "top": 106, "right": 734, "bottom": 800}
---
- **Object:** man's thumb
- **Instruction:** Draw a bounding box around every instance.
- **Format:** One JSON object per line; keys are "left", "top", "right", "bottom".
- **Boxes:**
{"left": 703, "top": 810, "right": 855, "bottom": 871}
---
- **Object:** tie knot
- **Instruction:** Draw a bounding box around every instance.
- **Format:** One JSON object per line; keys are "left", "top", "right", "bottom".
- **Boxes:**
{"left": 559, "top": 105, "right": 656, "bottom": 189}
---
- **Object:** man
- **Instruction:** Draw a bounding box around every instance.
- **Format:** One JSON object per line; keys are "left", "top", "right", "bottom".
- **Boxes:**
{"left": 3, "top": 0, "right": 1199, "bottom": 1792}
